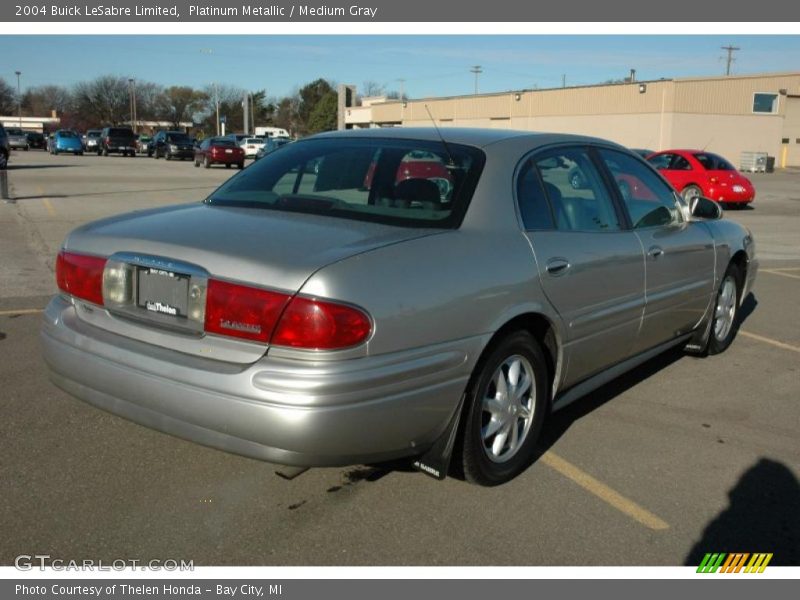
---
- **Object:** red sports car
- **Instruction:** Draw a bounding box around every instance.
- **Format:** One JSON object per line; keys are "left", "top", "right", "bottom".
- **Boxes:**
{"left": 646, "top": 149, "right": 755, "bottom": 207}
{"left": 194, "top": 138, "right": 245, "bottom": 170}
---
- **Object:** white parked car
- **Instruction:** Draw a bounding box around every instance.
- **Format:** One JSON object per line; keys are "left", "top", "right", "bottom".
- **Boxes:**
{"left": 240, "top": 137, "right": 265, "bottom": 158}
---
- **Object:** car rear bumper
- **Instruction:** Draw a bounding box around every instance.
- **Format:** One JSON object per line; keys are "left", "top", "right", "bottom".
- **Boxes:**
{"left": 41, "top": 295, "right": 478, "bottom": 467}
{"left": 9, "top": 140, "right": 28, "bottom": 149}
{"left": 104, "top": 145, "right": 136, "bottom": 153}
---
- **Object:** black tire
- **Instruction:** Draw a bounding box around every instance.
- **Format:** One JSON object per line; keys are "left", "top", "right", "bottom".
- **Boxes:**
{"left": 165, "top": 151, "right": 172, "bottom": 161}
{"left": 203, "top": 156, "right": 211, "bottom": 169}
{"left": 682, "top": 184, "right": 702, "bottom": 202}
{"left": 194, "top": 158, "right": 200, "bottom": 167}
{"left": 102, "top": 148, "right": 109, "bottom": 157}
{"left": 147, "top": 150, "right": 153, "bottom": 157}
{"left": 459, "top": 330, "right": 548, "bottom": 486}
{"left": 237, "top": 162, "right": 244, "bottom": 170}
{"left": 78, "top": 151, "right": 83, "bottom": 156}
{"left": 706, "top": 263, "right": 742, "bottom": 355}
{"left": 0, "top": 151, "right": 7, "bottom": 170}
{"left": 24, "top": 146, "right": 29, "bottom": 151}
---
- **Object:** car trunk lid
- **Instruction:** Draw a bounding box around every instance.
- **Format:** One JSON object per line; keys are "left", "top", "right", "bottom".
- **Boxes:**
{"left": 62, "top": 203, "right": 439, "bottom": 363}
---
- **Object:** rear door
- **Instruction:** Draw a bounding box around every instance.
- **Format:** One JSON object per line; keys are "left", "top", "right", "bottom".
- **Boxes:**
{"left": 518, "top": 146, "right": 645, "bottom": 389}
{"left": 596, "top": 148, "right": 716, "bottom": 352}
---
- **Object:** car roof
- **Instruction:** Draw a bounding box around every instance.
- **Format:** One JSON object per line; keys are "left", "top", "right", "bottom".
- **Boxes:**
{"left": 311, "top": 127, "right": 624, "bottom": 150}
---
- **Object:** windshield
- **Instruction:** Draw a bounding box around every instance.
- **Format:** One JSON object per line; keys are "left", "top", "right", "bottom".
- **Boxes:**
{"left": 166, "top": 134, "right": 190, "bottom": 143}
{"left": 108, "top": 128, "right": 134, "bottom": 137}
{"left": 206, "top": 137, "right": 485, "bottom": 228}
{"left": 87, "top": 130, "right": 101, "bottom": 137}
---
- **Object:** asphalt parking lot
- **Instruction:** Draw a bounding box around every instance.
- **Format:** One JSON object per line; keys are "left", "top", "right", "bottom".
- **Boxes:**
{"left": 1, "top": 149, "right": 798, "bottom": 566}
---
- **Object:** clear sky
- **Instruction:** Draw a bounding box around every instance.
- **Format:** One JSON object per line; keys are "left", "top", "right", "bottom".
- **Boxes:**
{"left": 3, "top": 35, "right": 799, "bottom": 99}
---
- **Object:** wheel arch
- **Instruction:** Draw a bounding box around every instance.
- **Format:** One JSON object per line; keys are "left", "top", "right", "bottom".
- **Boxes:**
{"left": 477, "top": 311, "right": 562, "bottom": 407}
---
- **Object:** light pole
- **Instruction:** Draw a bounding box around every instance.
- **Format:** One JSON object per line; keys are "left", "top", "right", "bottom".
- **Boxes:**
{"left": 470, "top": 65, "right": 482, "bottom": 95}
{"left": 15, "top": 71, "right": 22, "bottom": 128}
{"left": 128, "top": 78, "right": 137, "bottom": 133}
{"left": 212, "top": 82, "right": 220, "bottom": 136}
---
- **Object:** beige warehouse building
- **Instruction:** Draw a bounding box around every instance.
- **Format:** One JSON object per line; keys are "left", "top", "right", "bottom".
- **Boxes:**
{"left": 345, "top": 72, "right": 800, "bottom": 168}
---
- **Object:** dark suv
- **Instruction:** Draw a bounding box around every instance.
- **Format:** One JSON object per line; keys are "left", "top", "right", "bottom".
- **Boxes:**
{"left": 0, "top": 124, "right": 9, "bottom": 169}
{"left": 99, "top": 126, "right": 137, "bottom": 157}
{"left": 151, "top": 130, "right": 194, "bottom": 160}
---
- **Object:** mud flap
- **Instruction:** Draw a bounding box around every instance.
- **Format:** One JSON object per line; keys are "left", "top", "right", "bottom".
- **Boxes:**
{"left": 412, "top": 395, "right": 465, "bottom": 481}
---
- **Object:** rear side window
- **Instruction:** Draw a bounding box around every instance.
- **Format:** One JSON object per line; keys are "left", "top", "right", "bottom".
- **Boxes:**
{"left": 533, "top": 148, "right": 621, "bottom": 232}
{"left": 693, "top": 153, "right": 734, "bottom": 171}
{"left": 516, "top": 160, "right": 554, "bottom": 230}
{"left": 207, "top": 137, "right": 485, "bottom": 228}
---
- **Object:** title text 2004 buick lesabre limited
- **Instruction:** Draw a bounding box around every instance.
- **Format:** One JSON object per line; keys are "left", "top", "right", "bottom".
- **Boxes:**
{"left": 41, "top": 129, "right": 757, "bottom": 485}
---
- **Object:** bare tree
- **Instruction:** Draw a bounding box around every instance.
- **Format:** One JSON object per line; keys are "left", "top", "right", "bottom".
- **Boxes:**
{"left": 160, "top": 86, "right": 207, "bottom": 128}
{"left": 72, "top": 75, "right": 131, "bottom": 126}
{"left": 361, "top": 80, "right": 385, "bottom": 97}
{"left": 21, "top": 85, "right": 72, "bottom": 117}
{"left": 0, "top": 78, "right": 16, "bottom": 115}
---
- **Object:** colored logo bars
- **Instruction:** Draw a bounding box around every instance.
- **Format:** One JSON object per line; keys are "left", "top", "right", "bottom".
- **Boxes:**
{"left": 697, "top": 553, "right": 773, "bottom": 573}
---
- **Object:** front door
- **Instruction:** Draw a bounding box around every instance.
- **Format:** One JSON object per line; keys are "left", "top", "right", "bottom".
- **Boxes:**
{"left": 596, "top": 148, "right": 716, "bottom": 352}
{"left": 517, "top": 147, "right": 646, "bottom": 389}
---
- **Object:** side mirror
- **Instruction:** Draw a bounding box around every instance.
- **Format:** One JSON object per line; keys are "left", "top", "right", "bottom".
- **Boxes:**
{"left": 690, "top": 196, "right": 723, "bottom": 220}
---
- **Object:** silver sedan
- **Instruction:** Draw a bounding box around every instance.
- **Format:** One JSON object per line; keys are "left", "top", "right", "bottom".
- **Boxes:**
{"left": 41, "top": 128, "right": 757, "bottom": 485}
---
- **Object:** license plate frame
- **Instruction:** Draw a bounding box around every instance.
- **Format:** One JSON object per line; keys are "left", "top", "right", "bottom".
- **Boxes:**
{"left": 136, "top": 267, "right": 190, "bottom": 318}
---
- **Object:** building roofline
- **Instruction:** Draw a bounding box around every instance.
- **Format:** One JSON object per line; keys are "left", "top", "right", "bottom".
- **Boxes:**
{"left": 372, "top": 70, "right": 800, "bottom": 106}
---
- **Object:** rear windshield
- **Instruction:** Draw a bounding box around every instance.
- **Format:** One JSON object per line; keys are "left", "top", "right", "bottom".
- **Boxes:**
{"left": 87, "top": 130, "right": 102, "bottom": 137}
{"left": 693, "top": 152, "right": 735, "bottom": 171}
{"left": 206, "top": 137, "right": 485, "bottom": 228}
{"left": 58, "top": 131, "right": 77, "bottom": 138}
{"left": 166, "top": 133, "right": 190, "bottom": 143}
{"left": 211, "top": 139, "right": 237, "bottom": 147}
{"left": 108, "top": 128, "right": 134, "bottom": 137}
{"left": 7, "top": 128, "right": 23, "bottom": 135}
{"left": 245, "top": 138, "right": 261, "bottom": 144}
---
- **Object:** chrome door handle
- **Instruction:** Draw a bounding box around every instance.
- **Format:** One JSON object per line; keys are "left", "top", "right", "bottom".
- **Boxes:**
{"left": 647, "top": 246, "right": 664, "bottom": 259}
{"left": 546, "top": 258, "right": 570, "bottom": 275}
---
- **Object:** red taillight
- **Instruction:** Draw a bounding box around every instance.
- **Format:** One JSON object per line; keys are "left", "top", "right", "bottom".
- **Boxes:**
{"left": 271, "top": 296, "right": 372, "bottom": 350}
{"left": 204, "top": 279, "right": 291, "bottom": 343}
{"left": 105, "top": 136, "right": 111, "bottom": 144}
{"left": 203, "top": 279, "right": 372, "bottom": 349}
{"left": 56, "top": 251, "right": 106, "bottom": 305}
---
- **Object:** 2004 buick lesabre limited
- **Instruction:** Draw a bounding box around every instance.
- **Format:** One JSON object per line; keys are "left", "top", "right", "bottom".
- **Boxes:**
{"left": 41, "top": 128, "right": 757, "bottom": 485}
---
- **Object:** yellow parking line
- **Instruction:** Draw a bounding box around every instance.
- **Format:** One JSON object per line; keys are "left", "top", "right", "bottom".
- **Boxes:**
{"left": 42, "top": 197, "right": 56, "bottom": 217}
{"left": 0, "top": 308, "right": 44, "bottom": 316}
{"left": 740, "top": 331, "right": 800, "bottom": 354}
{"left": 761, "top": 270, "right": 800, "bottom": 281}
{"left": 541, "top": 451, "right": 670, "bottom": 531}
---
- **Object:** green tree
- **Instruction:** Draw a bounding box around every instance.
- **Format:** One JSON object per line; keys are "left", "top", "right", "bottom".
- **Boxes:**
{"left": 297, "top": 78, "right": 335, "bottom": 134}
{"left": 306, "top": 91, "right": 338, "bottom": 134}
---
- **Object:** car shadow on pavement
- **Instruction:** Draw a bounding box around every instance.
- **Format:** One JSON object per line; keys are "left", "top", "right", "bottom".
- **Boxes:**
{"left": 11, "top": 194, "right": 68, "bottom": 201}
{"left": 5, "top": 164, "right": 78, "bottom": 170}
{"left": 535, "top": 344, "right": 687, "bottom": 457}
{"left": 684, "top": 458, "right": 800, "bottom": 566}
{"left": 535, "top": 293, "right": 758, "bottom": 458}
